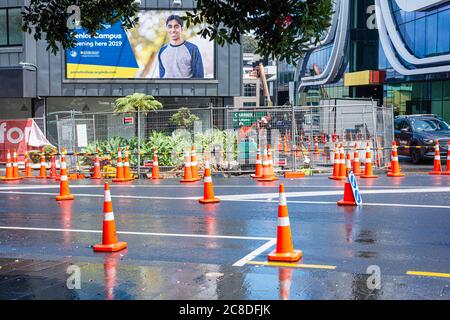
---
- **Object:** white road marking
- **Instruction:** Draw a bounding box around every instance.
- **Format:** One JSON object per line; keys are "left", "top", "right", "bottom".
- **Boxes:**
{"left": 0, "top": 226, "right": 274, "bottom": 241}
{"left": 232, "top": 239, "right": 277, "bottom": 267}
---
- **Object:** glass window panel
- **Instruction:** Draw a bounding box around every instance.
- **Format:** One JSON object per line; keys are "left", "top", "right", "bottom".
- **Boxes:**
{"left": 7, "top": 8, "right": 22, "bottom": 45}
{"left": 0, "top": 9, "right": 7, "bottom": 46}
{"left": 414, "top": 18, "right": 426, "bottom": 58}
{"left": 425, "top": 14, "right": 438, "bottom": 56}
{"left": 432, "top": 81, "right": 443, "bottom": 100}
{"left": 431, "top": 100, "right": 443, "bottom": 118}
{"left": 442, "top": 100, "right": 450, "bottom": 123}
{"left": 437, "top": 10, "right": 450, "bottom": 54}
{"left": 404, "top": 21, "right": 415, "bottom": 54}
{"left": 443, "top": 81, "right": 450, "bottom": 100}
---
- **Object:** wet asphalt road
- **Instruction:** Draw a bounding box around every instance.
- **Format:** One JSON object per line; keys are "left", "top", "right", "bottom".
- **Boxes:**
{"left": 0, "top": 174, "right": 449, "bottom": 300}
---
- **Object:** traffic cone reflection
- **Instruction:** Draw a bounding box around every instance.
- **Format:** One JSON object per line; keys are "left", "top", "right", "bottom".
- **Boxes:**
{"left": 268, "top": 184, "right": 302, "bottom": 262}
{"left": 56, "top": 150, "right": 74, "bottom": 201}
{"left": 279, "top": 268, "right": 292, "bottom": 300}
{"left": 429, "top": 142, "right": 443, "bottom": 175}
{"left": 93, "top": 183, "right": 128, "bottom": 252}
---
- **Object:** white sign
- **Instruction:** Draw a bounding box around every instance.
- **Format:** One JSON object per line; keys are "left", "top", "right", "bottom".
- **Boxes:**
{"left": 348, "top": 170, "right": 363, "bottom": 206}
{"left": 76, "top": 124, "right": 88, "bottom": 147}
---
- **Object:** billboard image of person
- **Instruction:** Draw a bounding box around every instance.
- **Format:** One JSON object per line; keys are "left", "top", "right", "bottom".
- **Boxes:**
{"left": 158, "top": 15, "right": 204, "bottom": 79}
{"left": 66, "top": 11, "right": 214, "bottom": 80}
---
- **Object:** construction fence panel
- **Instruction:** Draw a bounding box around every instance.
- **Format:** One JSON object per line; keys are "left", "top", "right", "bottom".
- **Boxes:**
{"left": 50, "top": 103, "right": 393, "bottom": 178}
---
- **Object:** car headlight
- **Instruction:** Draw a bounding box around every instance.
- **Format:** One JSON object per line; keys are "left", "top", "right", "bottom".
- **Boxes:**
{"left": 423, "top": 139, "right": 434, "bottom": 144}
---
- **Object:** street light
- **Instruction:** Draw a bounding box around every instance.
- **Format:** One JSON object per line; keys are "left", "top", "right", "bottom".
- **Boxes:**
{"left": 19, "top": 61, "right": 40, "bottom": 99}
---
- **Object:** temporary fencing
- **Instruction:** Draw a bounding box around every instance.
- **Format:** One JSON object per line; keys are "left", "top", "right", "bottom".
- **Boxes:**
{"left": 37, "top": 101, "right": 396, "bottom": 178}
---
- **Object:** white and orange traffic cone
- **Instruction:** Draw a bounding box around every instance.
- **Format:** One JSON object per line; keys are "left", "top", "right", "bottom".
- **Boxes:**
{"left": 352, "top": 143, "right": 363, "bottom": 176}
{"left": 23, "top": 150, "right": 33, "bottom": 178}
{"left": 56, "top": 150, "right": 74, "bottom": 201}
{"left": 180, "top": 149, "right": 197, "bottom": 183}
{"left": 267, "top": 184, "right": 303, "bottom": 262}
{"left": 337, "top": 155, "right": 357, "bottom": 206}
{"left": 258, "top": 147, "right": 278, "bottom": 182}
{"left": 91, "top": 150, "right": 102, "bottom": 179}
{"left": 429, "top": 142, "right": 443, "bottom": 175}
{"left": 267, "top": 146, "right": 278, "bottom": 181}
{"left": 112, "top": 147, "right": 126, "bottom": 183}
{"left": 123, "top": 147, "right": 134, "bottom": 181}
{"left": 387, "top": 141, "right": 405, "bottom": 177}
{"left": 36, "top": 150, "right": 48, "bottom": 179}
{"left": 251, "top": 145, "right": 263, "bottom": 179}
{"left": 361, "top": 143, "right": 378, "bottom": 179}
{"left": 93, "top": 182, "right": 127, "bottom": 252}
{"left": 199, "top": 155, "right": 220, "bottom": 204}
{"left": 12, "top": 150, "right": 23, "bottom": 180}
{"left": 442, "top": 142, "right": 450, "bottom": 176}
{"left": 190, "top": 145, "right": 201, "bottom": 181}
{"left": 49, "top": 152, "right": 57, "bottom": 179}
{"left": 1, "top": 150, "right": 21, "bottom": 181}
{"left": 329, "top": 144, "right": 341, "bottom": 180}
{"left": 151, "top": 148, "right": 163, "bottom": 179}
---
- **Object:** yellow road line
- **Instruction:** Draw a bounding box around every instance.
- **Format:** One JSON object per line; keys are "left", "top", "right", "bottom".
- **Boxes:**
{"left": 246, "top": 260, "right": 336, "bottom": 270}
{"left": 406, "top": 271, "right": 450, "bottom": 278}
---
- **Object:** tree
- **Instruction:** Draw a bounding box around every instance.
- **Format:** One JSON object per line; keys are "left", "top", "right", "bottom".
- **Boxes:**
{"left": 22, "top": 0, "right": 333, "bottom": 63}
{"left": 114, "top": 93, "right": 163, "bottom": 114}
{"left": 22, "top": 0, "right": 139, "bottom": 54}
{"left": 170, "top": 108, "right": 200, "bottom": 129}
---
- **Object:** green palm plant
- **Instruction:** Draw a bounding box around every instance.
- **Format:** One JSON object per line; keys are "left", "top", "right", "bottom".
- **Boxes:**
{"left": 114, "top": 93, "right": 163, "bottom": 114}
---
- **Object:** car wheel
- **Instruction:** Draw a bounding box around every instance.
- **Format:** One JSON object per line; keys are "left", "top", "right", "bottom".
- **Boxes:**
{"left": 410, "top": 148, "right": 422, "bottom": 164}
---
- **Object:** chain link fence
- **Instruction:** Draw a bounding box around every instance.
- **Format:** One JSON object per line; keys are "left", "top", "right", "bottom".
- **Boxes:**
{"left": 48, "top": 101, "right": 394, "bottom": 178}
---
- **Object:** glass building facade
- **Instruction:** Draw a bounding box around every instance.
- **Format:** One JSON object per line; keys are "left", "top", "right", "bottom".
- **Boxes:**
{"left": 296, "top": 0, "right": 450, "bottom": 122}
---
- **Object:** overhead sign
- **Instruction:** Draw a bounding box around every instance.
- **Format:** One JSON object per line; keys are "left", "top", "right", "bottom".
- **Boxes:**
{"left": 233, "top": 111, "right": 265, "bottom": 128}
{"left": 348, "top": 171, "right": 363, "bottom": 206}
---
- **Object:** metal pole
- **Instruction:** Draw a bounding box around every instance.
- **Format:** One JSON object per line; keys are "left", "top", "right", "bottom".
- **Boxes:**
{"left": 137, "top": 109, "right": 141, "bottom": 179}
{"left": 56, "top": 114, "right": 60, "bottom": 154}
{"left": 291, "top": 104, "right": 296, "bottom": 171}
{"left": 309, "top": 106, "right": 313, "bottom": 176}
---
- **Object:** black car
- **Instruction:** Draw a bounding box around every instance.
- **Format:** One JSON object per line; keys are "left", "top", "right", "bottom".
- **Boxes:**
{"left": 394, "top": 115, "right": 450, "bottom": 164}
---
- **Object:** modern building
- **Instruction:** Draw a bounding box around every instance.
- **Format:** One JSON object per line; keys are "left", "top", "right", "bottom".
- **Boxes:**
{"left": 294, "top": 0, "right": 450, "bottom": 121}
{"left": 0, "top": 0, "right": 242, "bottom": 143}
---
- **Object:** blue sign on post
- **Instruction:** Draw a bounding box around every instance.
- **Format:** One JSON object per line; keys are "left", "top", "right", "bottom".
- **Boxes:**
{"left": 348, "top": 171, "right": 363, "bottom": 205}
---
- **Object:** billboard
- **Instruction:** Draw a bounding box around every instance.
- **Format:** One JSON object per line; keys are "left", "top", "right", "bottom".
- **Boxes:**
{"left": 66, "top": 10, "right": 215, "bottom": 79}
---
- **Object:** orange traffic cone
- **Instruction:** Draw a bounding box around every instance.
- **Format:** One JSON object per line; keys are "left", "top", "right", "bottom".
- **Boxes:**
{"left": 91, "top": 150, "right": 102, "bottom": 179}
{"left": 267, "top": 146, "right": 278, "bottom": 181}
{"left": 199, "top": 155, "right": 220, "bottom": 204}
{"left": 429, "top": 142, "right": 442, "bottom": 175}
{"left": 93, "top": 182, "right": 127, "bottom": 252}
{"left": 12, "top": 150, "right": 23, "bottom": 180}
{"left": 353, "top": 143, "right": 363, "bottom": 176}
{"left": 56, "top": 150, "right": 74, "bottom": 201}
{"left": 1, "top": 150, "right": 21, "bottom": 181}
{"left": 190, "top": 145, "right": 201, "bottom": 181}
{"left": 151, "top": 148, "right": 163, "bottom": 179}
{"left": 387, "top": 141, "right": 405, "bottom": 177}
{"left": 442, "top": 142, "right": 450, "bottom": 176}
{"left": 329, "top": 144, "right": 341, "bottom": 180}
{"left": 23, "top": 150, "right": 33, "bottom": 178}
{"left": 180, "top": 149, "right": 197, "bottom": 183}
{"left": 258, "top": 147, "right": 278, "bottom": 182}
{"left": 123, "top": 147, "right": 134, "bottom": 181}
{"left": 49, "top": 152, "right": 57, "bottom": 179}
{"left": 36, "top": 150, "right": 48, "bottom": 179}
{"left": 251, "top": 145, "right": 263, "bottom": 179}
{"left": 268, "top": 184, "right": 302, "bottom": 262}
{"left": 112, "top": 147, "right": 126, "bottom": 183}
{"left": 338, "top": 144, "right": 347, "bottom": 179}
{"left": 361, "top": 143, "right": 378, "bottom": 179}
{"left": 337, "top": 155, "right": 357, "bottom": 206}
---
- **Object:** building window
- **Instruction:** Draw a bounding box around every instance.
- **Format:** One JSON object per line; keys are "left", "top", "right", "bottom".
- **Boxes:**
{"left": 0, "top": 8, "right": 23, "bottom": 47}
{"left": 244, "top": 84, "right": 257, "bottom": 97}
